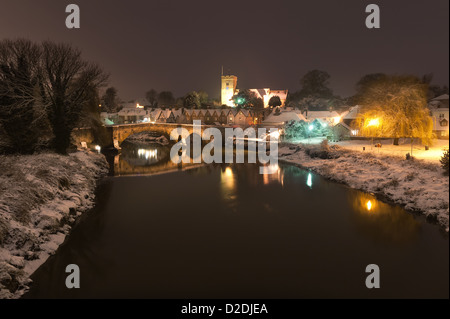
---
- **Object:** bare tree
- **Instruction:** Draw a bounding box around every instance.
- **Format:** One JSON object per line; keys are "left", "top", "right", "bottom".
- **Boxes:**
{"left": 41, "top": 42, "right": 108, "bottom": 154}
{"left": 0, "top": 39, "right": 51, "bottom": 153}
{"left": 101, "top": 87, "right": 120, "bottom": 112}
{"left": 157, "top": 91, "right": 175, "bottom": 107}
{"left": 145, "top": 89, "right": 158, "bottom": 107}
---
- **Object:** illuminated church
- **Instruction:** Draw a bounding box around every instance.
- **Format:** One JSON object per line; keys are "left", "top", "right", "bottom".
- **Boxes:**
{"left": 221, "top": 73, "right": 288, "bottom": 108}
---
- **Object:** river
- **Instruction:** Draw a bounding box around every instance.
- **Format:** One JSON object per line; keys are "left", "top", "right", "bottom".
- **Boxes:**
{"left": 24, "top": 142, "right": 449, "bottom": 298}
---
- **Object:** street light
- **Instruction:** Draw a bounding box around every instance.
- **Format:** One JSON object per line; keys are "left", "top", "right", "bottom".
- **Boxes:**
{"left": 366, "top": 118, "right": 380, "bottom": 150}
{"left": 367, "top": 118, "right": 380, "bottom": 127}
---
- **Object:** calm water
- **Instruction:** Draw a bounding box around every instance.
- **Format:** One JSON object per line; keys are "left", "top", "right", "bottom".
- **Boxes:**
{"left": 24, "top": 143, "right": 449, "bottom": 298}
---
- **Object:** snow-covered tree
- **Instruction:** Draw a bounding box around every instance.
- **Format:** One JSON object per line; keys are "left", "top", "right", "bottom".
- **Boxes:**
{"left": 284, "top": 120, "right": 308, "bottom": 140}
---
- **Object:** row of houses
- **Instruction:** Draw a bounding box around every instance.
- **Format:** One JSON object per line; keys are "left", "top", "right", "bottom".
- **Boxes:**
{"left": 101, "top": 108, "right": 265, "bottom": 126}
{"left": 101, "top": 94, "right": 449, "bottom": 140}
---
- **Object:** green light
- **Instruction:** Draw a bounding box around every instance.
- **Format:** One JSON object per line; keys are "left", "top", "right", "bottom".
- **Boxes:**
{"left": 309, "top": 125, "right": 314, "bottom": 131}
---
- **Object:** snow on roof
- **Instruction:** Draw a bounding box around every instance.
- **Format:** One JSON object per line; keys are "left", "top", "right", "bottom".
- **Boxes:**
{"left": 335, "top": 122, "right": 352, "bottom": 131}
{"left": 160, "top": 109, "right": 171, "bottom": 118}
{"left": 264, "top": 111, "right": 306, "bottom": 124}
{"left": 172, "top": 109, "right": 183, "bottom": 117}
{"left": 343, "top": 105, "right": 361, "bottom": 120}
{"left": 240, "top": 109, "right": 250, "bottom": 117}
{"left": 305, "top": 111, "right": 340, "bottom": 120}
{"left": 150, "top": 109, "right": 162, "bottom": 119}
{"left": 432, "top": 94, "right": 449, "bottom": 101}
{"left": 118, "top": 108, "right": 147, "bottom": 116}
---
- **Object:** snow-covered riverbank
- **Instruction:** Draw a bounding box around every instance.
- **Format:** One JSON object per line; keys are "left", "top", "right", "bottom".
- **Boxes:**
{"left": 279, "top": 142, "right": 449, "bottom": 232}
{"left": 0, "top": 151, "right": 108, "bottom": 298}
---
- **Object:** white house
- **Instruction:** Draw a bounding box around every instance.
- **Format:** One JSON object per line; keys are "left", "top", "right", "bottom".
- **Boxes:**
{"left": 263, "top": 110, "right": 306, "bottom": 126}
{"left": 303, "top": 110, "right": 342, "bottom": 125}
{"left": 429, "top": 95, "right": 449, "bottom": 139}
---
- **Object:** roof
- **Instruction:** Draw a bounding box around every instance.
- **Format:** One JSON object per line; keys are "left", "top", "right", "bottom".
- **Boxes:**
{"left": 305, "top": 111, "right": 340, "bottom": 120}
{"left": 343, "top": 105, "right": 361, "bottom": 120}
{"left": 263, "top": 111, "right": 306, "bottom": 124}
{"left": 118, "top": 108, "right": 147, "bottom": 116}
{"left": 172, "top": 109, "right": 183, "bottom": 118}
{"left": 150, "top": 109, "right": 162, "bottom": 119}
{"left": 240, "top": 109, "right": 251, "bottom": 117}
{"left": 432, "top": 94, "right": 449, "bottom": 101}
{"left": 335, "top": 122, "right": 352, "bottom": 131}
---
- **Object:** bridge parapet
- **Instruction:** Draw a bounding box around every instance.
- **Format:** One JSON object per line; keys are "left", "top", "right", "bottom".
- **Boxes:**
{"left": 105, "top": 122, "right": 226, "bottom": 149}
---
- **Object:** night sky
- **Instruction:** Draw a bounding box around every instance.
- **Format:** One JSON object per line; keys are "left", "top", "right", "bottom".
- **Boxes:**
{"left": 0, "top": 0, "right": 448, "bottom": 100}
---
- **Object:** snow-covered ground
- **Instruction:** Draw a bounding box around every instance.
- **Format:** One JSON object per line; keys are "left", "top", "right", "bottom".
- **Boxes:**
{"left": 0, "top": 151, "right": 108, "bottom": 299}
{"left": 335, "top": 138, "right": 449, "bottom": 164}
{"left": 279, "top": 141, "right": 449, "bottom": 232}
{"left": 289, "top": 137, "right": 449, "bottom": 164}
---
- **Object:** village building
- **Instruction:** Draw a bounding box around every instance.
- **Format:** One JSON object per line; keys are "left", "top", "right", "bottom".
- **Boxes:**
{"left": 263, "top": 110, "right": 306, "bottom": 126}
{"left": 429, "top": 94, "right": 449, "bottom": 139}
{"left": 302, "top": 110, "right": 342, "bottom": 125}
{"left": 249, "top": 89, "right": 288, "bottom": 108}
{"left": 219, "top": 110, "right": 229, "bottom": 124}
{"left": 341, "top": 105, "right": 361, "bottom": 127}
{"left": 221, "top": 73, "right": 288, "bottom": 108}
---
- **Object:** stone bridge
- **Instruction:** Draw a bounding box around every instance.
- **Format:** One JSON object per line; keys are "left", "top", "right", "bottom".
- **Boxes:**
{"left": 105, "top": 122, "right": 225, "bottom": 149}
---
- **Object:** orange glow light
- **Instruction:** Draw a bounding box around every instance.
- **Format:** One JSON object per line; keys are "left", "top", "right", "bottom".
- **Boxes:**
{"left": 367, "top": 118, "right": 380, "bottom": 127}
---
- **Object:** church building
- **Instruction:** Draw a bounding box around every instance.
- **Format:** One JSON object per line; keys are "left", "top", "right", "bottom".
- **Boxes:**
{"left": 221, "top": 73, "right": 288, "bottom": 108}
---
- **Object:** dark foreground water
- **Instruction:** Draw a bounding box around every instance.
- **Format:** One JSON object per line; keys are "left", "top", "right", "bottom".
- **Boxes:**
{"left": 24, "top": 143, "right": 449, "bottom": 298}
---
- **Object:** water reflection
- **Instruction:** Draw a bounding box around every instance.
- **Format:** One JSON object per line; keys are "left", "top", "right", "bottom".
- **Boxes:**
{"left": 113, "top": 142, "right": 423, "bottom": 246}
{"left": 262, "top": 164, "right": 283, "bottom": 186}
{"left": 111, "top": 142, "right": 178, "bottom": 176}
{"left": 24, "top": 157, "right": 448, "bottom": 299}
{"left": 306, "top": 172, "right": 313, "bottom": 188}
{"left": 220, "top": 166, "right": 236, "bottom": 203}
{"left": 137, "top": 148, "right": 158, "bottom": 161}
{"left": 349, "top": 192, "right": 421, "bottom": 245}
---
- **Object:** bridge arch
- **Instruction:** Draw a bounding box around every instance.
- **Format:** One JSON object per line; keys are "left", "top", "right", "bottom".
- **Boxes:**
{"left": 109, "top": 123, "right": 206, "bottom": 148}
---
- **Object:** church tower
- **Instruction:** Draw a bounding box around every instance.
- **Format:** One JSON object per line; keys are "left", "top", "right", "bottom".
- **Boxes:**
{"left": 221, "top": 72, "right": 237, "bottom": 106}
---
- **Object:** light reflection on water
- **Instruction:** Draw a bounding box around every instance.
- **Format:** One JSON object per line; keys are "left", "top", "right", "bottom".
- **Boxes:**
{"left": 24, "top": 142, "right": 448, "bottom": 298}
{"left": 137, "top": 148, "right": 158, "bottom": 160}
{"left": 220, "top": 162, "right": 422, "bottom": 245}
{"left": 350, "top": 191, "right": 421, "bottom": 244}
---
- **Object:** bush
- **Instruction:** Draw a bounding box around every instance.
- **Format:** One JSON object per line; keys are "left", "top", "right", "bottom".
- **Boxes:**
{"left": 304, "top": 141, "right": 338, "bottom": 159}
{"left": 284, "top": 120, "right": 308, "bottom": 140}
{"left": 441, "top": 149, "right": 449, "bottom": 176}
